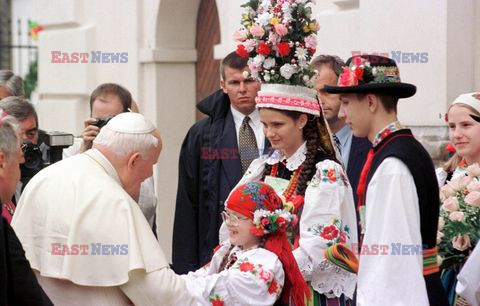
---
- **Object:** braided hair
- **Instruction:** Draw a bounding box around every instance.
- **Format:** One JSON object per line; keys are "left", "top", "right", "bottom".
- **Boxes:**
{"left": 261, "top": 108, "right": 338, "bottom": 195}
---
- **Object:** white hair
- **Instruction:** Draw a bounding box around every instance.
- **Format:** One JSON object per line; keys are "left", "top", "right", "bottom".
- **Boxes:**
{"left": 93, "top": 126, "right": 159, "bottom": 159}
{"left": 0, "top": 108, "right": 20, "bottom": 157}
{"left": 0, "top": 70, "right": 25, "bottom": 97}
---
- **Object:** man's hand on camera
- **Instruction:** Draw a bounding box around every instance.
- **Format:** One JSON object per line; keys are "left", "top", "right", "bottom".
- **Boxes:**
{"left": 80, "top": 118, "right": 100, "bottom": 153}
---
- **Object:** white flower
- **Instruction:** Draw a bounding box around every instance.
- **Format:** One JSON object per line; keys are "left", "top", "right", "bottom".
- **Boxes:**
{"left": 257, "top": 12, "right": 273, "bottom": 26}
{"left": 263, "top": 57, "right": 276, "bottom": 69}
{"left": 372, "top": 67, "right": 377, "bottom": 76}
{"left": 281, "top": 2, "right": 292, "bottom": 14}
{"left": 242, "top": 70, "right": 250, "bottom": 79}
{"left": 264, "top": 73, "right": 271, "bottom": 82}
{"left": 298, "top": 59, "right": 309, "bottom": 68}
{"left": 297, "top": 0, "right": 308, "bottom": 4}
{"left": 295, "top": 47, "right": 308, "bottom": 61}
{"left": 280, "top": 64, "right": 297, "bottom": 79}
{"left": 253, "top": 54, "right": 265, "bottom": 65}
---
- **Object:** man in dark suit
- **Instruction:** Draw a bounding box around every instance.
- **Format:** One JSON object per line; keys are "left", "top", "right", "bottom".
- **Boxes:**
{"left": 172, "top": 52, "right": 270, "bottom": 274}
{"left": 312, "top": 55, "right": 371, "bottom": 204}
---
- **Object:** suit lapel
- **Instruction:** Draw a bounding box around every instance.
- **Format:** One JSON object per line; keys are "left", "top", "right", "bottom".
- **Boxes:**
{"left": 218, "top": 110, "right": 243, "bottom": 189}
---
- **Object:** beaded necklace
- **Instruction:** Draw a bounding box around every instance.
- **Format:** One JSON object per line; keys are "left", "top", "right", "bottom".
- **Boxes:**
{"left": 270, "top": 162, "right": 302, "bottom": 200}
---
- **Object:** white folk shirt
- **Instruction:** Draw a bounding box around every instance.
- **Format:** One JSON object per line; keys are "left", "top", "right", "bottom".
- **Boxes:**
{"left": 12, "top": 149, "right": 184, "bottom": 305}
{"left": 220, "top": 142, "right": 358, "bottom": 299}
{"left": 176, "top": 242, "right": 284, "bottom": 305}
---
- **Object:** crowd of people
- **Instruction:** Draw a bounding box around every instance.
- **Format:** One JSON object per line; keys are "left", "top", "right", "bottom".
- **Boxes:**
{"left": 1, "top": 1, "right": 480, "bottom": 304}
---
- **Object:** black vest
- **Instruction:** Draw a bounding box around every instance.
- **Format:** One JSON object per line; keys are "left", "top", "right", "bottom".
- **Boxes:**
{"left": 364, "top": 129, "right": 448, "bottom": 305}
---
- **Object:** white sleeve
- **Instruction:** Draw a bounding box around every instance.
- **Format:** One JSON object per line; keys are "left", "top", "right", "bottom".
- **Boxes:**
{"left": 119, "top": 267, "right": 186, "bottom": 306}
{"left": 62, "top": 138, "right": 83, "bottom": 159}
{"left": 175, "top": 250, "right": 284, "bottom": 306}
{"left": 435, "top": 167, "right": 448, "bottom": 187}
{"left": 293, "top": 159, "right": 358, "bottom": 299}
{"left": 456, "top": 242, "right": 480, "bottom": 306}
{"left": 357, "top": 157, "right": 429, "bottom": 306}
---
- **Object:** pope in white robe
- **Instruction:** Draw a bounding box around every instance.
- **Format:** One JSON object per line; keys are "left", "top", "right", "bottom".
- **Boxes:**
{"left": 12, "top": 113, "right": 185, "bottom": 305}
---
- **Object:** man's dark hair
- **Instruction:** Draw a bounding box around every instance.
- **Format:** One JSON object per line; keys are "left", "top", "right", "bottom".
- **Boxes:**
{"left": 356, "top": 93, "right": 399, "bottom": 113}
{"left": 311, "top": 55, "right": 345, "bottom": 77}
{"left": 0, "top": 96, "right": 38, "bottom": 125}
{"left": 220, "top": 52, "right": 249, "bottom": 80}
{"left": 89, "top": 83, "right": 132, "bottom": 112}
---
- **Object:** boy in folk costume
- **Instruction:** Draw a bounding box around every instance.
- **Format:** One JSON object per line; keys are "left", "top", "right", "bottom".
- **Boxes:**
{"left": 325, "top": 55, "right": 448, "bottom": 305}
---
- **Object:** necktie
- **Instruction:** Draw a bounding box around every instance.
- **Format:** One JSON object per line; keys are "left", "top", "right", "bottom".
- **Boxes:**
{"left": 239, "top": 116, "right": 259, "bottom": 173}
{"left": 333, "top": 134, "right": 342, "bottom": 155}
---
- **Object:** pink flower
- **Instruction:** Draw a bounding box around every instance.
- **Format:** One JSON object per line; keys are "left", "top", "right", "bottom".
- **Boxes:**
{"left": 338, "top": 67, "right": 358, "bottom": 86}
{"left": 304, "top": 34, "right": 317, "bottom": 49}
{"left": 250, "top": 24, "right": 265, "bottom": 37}
{"left": 259, "top": 269, "right": 271, "bottom": 282}
{"left": 437, "top": 231, "right": 444, "bottom": 244}
{"left": 460, "top": 175, "right": 473, "bottom": 188}
{"left": 452, "top": 234, "right": 471, "bottom": 251}
{"left": 268, "top": 32, "right": 281, "bottom": 46}
{"left": 447, "top": 177, "right": 464, "bottom": 192}
{"left": 243, "top": 39, "right": 256, "bottom": 52}
{"left": 467, "top": 163, "right": 480, "bottom": 177}
{"left": 442, "top": 196, "right": 459, "bottom": 212}
{"left": 274, "top": 24, "right": 288, "bottom": 36}
{"left": 261, "top": 218, "right": 271, "bottom": 226}
{"left": 440, "top": 184, "right": 455, "bottom": 202}
{"left": 467, "top": 180, "right": 480, "bottom": 193}
{"left": 239, "top": 262, "right": 255, "bottom": 272}
{"left": 465, "top": 191, "right": 480, "bottom": 207}
{"left": 449, "top": 211, "right": 465, "bottom": 222}
{"left": 233, "top": 29, "right": 248, "bottom": 42}
{"left": 438, "top": 217, "right": 445, "bottom": 231}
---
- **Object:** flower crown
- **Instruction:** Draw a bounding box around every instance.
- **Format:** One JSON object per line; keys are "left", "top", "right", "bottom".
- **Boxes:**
{"left": 338, "top": 56, "right": 401, "bottom": 87}
{"left": 234, "top": 0, "right": 319, "bottom": 88}
{"left": 250, "top": 208, "right": 297, "bottom": 236}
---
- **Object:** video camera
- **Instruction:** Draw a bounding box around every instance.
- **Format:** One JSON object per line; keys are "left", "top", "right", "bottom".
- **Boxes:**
{"left": 21, "top": 131, "right": 74, "bottom": 188}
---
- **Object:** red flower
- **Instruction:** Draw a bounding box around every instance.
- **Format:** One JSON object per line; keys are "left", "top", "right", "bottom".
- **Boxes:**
{"left": 261, "top": 218, "right": 271, "bottom": 226}
{"left": 339, "top": 231, "right": 346, "bottom": 244}
{"left": 276, "top": 216, "right": 285, "bottom": 226}
{"left": 320, "top": 225, "right": 339, "bottom": 240}
{"left": 444, "top": 113, "right": 449, "bottom": 122}
{"left": 352, "top": 56, "right": 363, "bottom": 67}
{"left": 326, "top": 169, "right": 337, "bottom": 182}
{"left": 239, "top": 262, "right": 255, "bottom": 272}
{"left": 308, "top": 48, "right": 316, "bottom": 55}
{"left": 250, "top": 226, "right": 265, "bottom": 236}
{"left": 277, "top": 42, "right": 290, "bottom": 57}
{"left": 268, "top": 279, "right": 278, "bottom": 294}
{"left": 236, "top": 44, "right": 249, "bottom": 58}
{"left": 339, "top": 67, "right": 358, "bottom": 86}
{"left": 445, "top": 143, "right": 456, "bottom": 153}
{"left": 257, "top": 41, "right": 271, "bottom": 55}
{"left": 354, "top": 67, "right": 364, "bottom": 81}
{"left": 211, "top": 298, "right": 224, "bottom": 306}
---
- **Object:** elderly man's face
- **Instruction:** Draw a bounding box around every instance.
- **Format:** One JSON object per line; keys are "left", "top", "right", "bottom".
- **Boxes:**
{"left": 0, "top": 140, "right": 24, "bottom": 202}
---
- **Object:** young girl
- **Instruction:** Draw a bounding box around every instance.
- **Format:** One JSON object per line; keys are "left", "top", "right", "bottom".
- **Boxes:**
{"left": 220, "top": 83, "right": 358, "bottom": 305}
{"left": 437, "top": 92, "right": 480, "bottom": 305}
{"left": 175, "top": 181, "right": 309, "bottom": 306}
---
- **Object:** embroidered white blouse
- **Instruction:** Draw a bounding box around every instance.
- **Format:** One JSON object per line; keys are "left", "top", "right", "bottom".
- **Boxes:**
{"left": 175, "top": 242, "right": 284, "bottom": 305}
{"left": 220, "top": 142, "right": 358, "bottom": 299}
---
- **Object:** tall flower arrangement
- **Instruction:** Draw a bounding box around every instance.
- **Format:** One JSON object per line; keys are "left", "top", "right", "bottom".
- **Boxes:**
{"left": 234, "top": 0, "right": 319, "bottom": 87}
{"left": 437, "top": 163, "right": 480, "bottom": 268}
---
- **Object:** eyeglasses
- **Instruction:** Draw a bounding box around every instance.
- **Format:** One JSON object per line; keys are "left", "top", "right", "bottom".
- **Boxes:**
{"left": 221, "top": 211, "right": 250, "bottom": 226}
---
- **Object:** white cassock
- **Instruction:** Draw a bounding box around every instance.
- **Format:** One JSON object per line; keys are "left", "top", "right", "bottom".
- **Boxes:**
{"left": 12, "top": 149, "right": 185, "bottom": 305}
{"left": 456, "top": 242, "right": 480, "bottom": 306}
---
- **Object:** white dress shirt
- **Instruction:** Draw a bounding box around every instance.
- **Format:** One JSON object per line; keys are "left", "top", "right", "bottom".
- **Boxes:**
{"left": 230, "top": 106, "right": 265, "bottom": 154}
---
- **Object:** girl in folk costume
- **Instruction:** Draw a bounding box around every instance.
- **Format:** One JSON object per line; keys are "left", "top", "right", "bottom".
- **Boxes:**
{"left": 436, "top": 92, "right": 480, "bottom": 305}
{"left": 175, "top": 181, "right": 309, "bottom": 306}
{"left": 228, "top": 1, "right": 358, "bottom": 304}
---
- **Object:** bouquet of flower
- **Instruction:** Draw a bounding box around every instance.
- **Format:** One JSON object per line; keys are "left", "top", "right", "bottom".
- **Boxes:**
{"left": 438, "top": 163, "right": 480, "bottom": 269}
{"left": 250, "top": 208, "right": 297, "bottom": 236}
{"left": 234, "top": 0, "right": 319, "bottom": 87}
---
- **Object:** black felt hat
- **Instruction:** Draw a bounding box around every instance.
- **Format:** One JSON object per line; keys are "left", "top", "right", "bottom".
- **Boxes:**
{"left": 324, "top": 55, "right": 416, "bottom": 98}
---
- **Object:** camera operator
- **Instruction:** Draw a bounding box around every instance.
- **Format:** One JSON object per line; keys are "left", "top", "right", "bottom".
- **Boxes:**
{"left": 63, "top": 83, "right": 157, "bottom": 231}
{"left": 0, "top": 96, "right": 46, "bottom": 202}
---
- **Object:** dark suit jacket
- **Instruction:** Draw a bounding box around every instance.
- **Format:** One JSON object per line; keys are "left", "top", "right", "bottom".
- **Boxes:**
{"left": 346, "top": 135, "right": 371, "bottom": 205}
{"left": 172, "top": 90, "right": 269, "bottom": 274}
